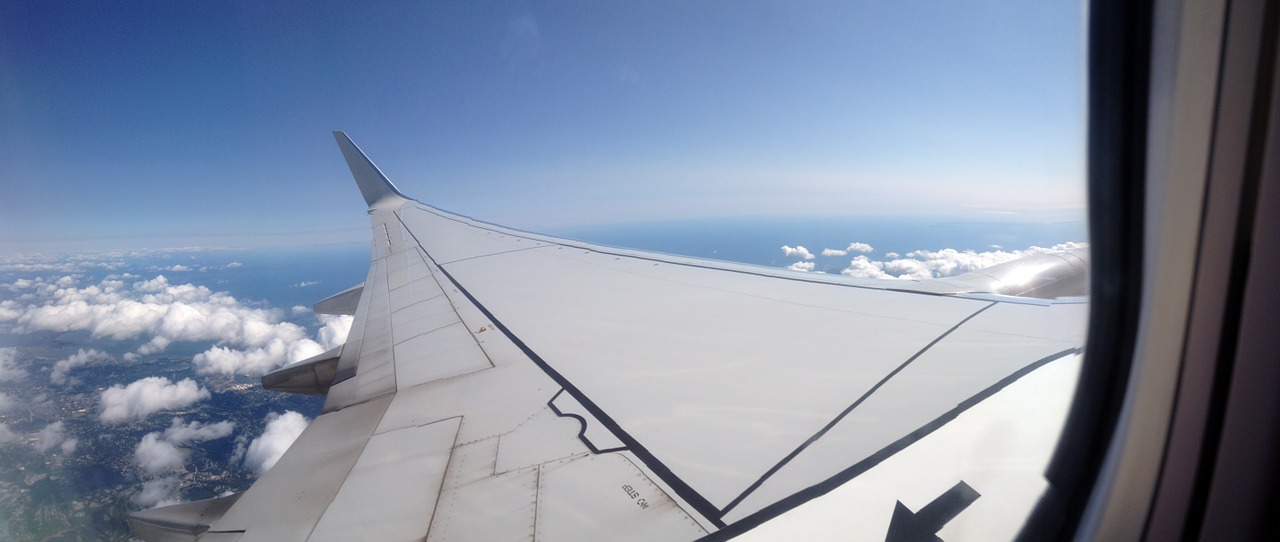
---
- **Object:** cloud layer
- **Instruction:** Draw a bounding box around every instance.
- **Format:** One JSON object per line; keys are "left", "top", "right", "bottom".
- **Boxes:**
{"left": 6, "top": 274, "right": 353, "bottom": 376}
{"left": 838, "top": 242, "right": 1085, "bottom": 280}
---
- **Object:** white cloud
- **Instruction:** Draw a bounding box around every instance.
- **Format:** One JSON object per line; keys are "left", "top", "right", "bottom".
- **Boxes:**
{"left": 838, "top": 242, "right": 1086, "bottom": 280}
{"left": 50, "top": 348, "right": 112, "bottom": 385}
{"left": 195, "top": 338, "right": 314, "bottom": 376}
{"left": 33, "top": 421, "right": 77, "bottom": 455}
{"left": 840, "top": 255, "right": 893, "bottom": 279}
{"left": 225, "top": 262, "right": 243, "bottom": 268}
{"left": 818, "top": 243, "right": 873, "bottom": 258}
{"left": 10, "top": 274, "right": 352, "bottom": 376}
{"left": 130, "top": 417, "right": 235, "bottom": 508}
{"left": 136, "top": 336, "right": 171, "bottom": 356}
{"left": 243, "top": 411, "right": 309, "bottom": 477}
{"left": 161, "top": 417, "right": 235, "bottom": 444}
{"left": 131, "top": 419, "right": 235, "bottom": 476}
{"left": 0, "top": 300, "right": 21, "bottom": 322}
{"left": 229, "top": 434, "right": 248, "bottom": 467}
{"left": 0, "top": 391, "right": 13, "bottom": 413}
{"left": 195, "top": 314, "right": 352, "bottom": 375}
{"left": 137, "top": 476, "right": 181, "bottom": 508}
{"left": 133, "top": 433, "right": 185, "bottom": 475}
{"left": 0, "top": 347, "right": 26, "bottom": 382}
{"left": 99, "top": 377, "right": 211, "bottom": 424}
{"left": 788, "top": 261, "right": 816, "bottom": 272}
{"left": 292, "top": 281, "right": 321, "bottom": 288}
{"left": 781, "top": 245, "right": 815, "bottom": 260}
{"left": 315, "top": 315, "right": 353, "bottom": 351}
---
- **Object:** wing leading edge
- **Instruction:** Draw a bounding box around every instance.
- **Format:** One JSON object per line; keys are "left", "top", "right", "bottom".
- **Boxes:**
{"left": 129, "top": 133, "right": 1087, "bottom": 541}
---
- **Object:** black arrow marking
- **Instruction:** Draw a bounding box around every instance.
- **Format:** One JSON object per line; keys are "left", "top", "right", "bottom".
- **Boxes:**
{"left": 885, "top": 481, "right": 980, "bottom": 542}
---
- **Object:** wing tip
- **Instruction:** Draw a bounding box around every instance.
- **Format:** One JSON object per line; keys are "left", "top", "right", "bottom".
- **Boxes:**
{"left": 332, "top": 131, "right": 412, "bottom": 210}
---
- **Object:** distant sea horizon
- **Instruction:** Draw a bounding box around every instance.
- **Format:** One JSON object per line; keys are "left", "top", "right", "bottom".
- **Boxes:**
{"left": 549, "top": 215, "right": 1087, "bottom": 272}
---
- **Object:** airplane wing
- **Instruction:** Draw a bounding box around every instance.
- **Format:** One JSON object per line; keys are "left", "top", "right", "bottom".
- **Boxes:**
{"left": 128, "top": 132, "right": 1087, "bottom": 541}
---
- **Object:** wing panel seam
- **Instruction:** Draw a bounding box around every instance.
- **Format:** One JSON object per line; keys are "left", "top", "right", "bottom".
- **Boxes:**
{"left": 717, "top": 301, "right": 998, "bottom": 517}
{"left": 697, "top": 346, "right": 1082, "bottom": 541}
{"left": 396, "top": 213, "right": 728, "bottom": 529}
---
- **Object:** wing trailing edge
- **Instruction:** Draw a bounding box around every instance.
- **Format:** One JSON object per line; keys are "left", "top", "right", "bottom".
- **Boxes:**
{"left": 126, "top": 493, "right": 242, "bottom": 541}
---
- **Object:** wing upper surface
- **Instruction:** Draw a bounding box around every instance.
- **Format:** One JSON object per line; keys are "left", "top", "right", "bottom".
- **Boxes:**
{"left": 129, "top": 133, "right": 1086, "bottom": 541}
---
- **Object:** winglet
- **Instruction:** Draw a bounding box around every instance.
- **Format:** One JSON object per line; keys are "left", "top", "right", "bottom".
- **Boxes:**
{"left": 333, "top": 131, "right": 412, "bottom": 210}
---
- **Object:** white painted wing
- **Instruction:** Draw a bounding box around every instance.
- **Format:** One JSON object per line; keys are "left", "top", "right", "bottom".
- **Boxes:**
{"left": 128, "top": 133, "right": 1086, "bottom": 541}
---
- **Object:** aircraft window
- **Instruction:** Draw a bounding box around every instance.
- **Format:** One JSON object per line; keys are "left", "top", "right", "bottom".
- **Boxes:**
{"left": 0, "top": 3, "right": 1093, "bottom": 540}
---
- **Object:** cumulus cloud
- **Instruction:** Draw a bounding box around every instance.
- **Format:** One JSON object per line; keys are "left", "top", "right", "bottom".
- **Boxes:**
{"left": 33, "top": 421, "right": 77, "bottom": 455}
{"left": 130, "top": 417, "right": 235, "bottom": 507}
{"left": 781, "top": 245, "right": 815, "bottom": 260}
{"left": 838, "top": 242, "right": 1086, "bottom": 280}
{"left": 161, "top": 417, "right": 235, "bottom": 444}
{"left": 225, "top": 262, "right": 243, "bottom": 268}
{"left": 132, "top": 418, "right": 234, "bottom": 476}
{"left": 820, "top": 242, "right": 874, "bottom": 257}
{"left": 133, "top": 433, "right": 184, "bottom": 475}
{"left": 99, "top": 377, "right": 211, "bottom": 424}
{"left": 137, "top": 476, "right": 181, "bottom": 508}
{"left": 0, "top": 347, "right": 26, "bottom": 382}
{"left": 788, "top": 261, "right": 816, "bottom": 272}
{"left": 9, "top": 274, "right": 354, "bottom": 376}
{"left": 841, "top": 255, "right": 891, "bottom": 279}
{"left": 292, "top": 281, "right": 321, "bottom": 288}
{"left": 242, "top": 411, "right": 309, "bottom": 477}
{"left": 195, "top": 314, "right": 351, "bottom": 375}
{"left": 50, "top": 348, "right": 112, "bottom": 385}
{"left": 315, "top": 315, "right": 353, "bottom": 351}
{"left": 196, "top": 338, "right": 313, "bottom": 376}
{"left": 0, "top": 300, "right": 20, "bottom": 322}
{"left": 136, "top": 336, "right": 171, "bottom": 356}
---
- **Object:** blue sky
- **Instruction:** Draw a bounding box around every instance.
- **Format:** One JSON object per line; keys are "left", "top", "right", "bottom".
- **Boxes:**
{"left": 0, "top": 1, "right": 1085, "bottom": 253}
